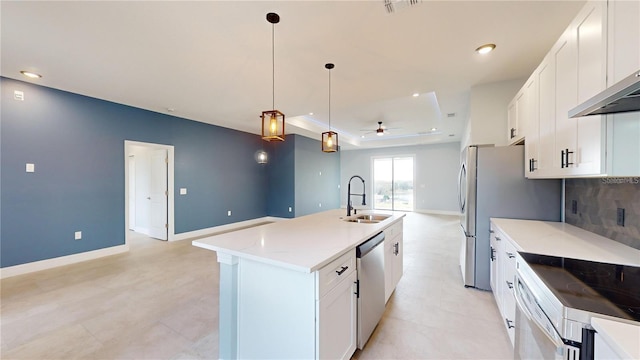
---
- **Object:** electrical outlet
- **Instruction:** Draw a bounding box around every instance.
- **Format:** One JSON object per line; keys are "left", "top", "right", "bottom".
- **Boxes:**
{"left": 74, "top": 231, "right": 82, "bottom": 240}
{"left": 617, "top": 208, "right": 625, "bottom": 227}
{"left": 571, "top": 200, "right": 577, "bottom": 214}
{"left": 227, "top": 210, "right": 232, "bottom": 217}
{"left": 288, "top": 207, "right": 292, "bottom": 213}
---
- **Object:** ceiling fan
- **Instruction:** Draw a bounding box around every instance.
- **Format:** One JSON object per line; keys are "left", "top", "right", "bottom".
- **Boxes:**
{"left": 360, "top": 121, "right": 397, "bottom": 137}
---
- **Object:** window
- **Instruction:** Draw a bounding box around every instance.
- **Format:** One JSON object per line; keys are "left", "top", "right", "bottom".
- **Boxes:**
{"left": 373, "top": 156, "right": 414, "bottom": 211}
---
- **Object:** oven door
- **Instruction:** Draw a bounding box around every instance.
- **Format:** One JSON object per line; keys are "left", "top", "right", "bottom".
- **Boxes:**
{"left": 514, "top": 276, "right": 580, "bottom": 360}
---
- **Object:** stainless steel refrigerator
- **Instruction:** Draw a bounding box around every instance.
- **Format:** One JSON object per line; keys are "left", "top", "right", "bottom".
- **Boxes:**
{"left": 458, "top": 145, "right": 561, "bottom": 290}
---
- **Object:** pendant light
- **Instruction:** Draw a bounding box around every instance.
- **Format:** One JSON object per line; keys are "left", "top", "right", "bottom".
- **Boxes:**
{"left": 322, "top": 63, "right": 338, "bottom": 152}
{"left": 261, "top": 12, "right": 285, "bottom": 142}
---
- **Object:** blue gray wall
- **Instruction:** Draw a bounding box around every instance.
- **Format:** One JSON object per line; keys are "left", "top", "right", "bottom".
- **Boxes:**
{"left": 294, "top": 135, "right": 340, "bottom": 217}
{"left": 1, "top": 77, "right": 269, "bottom": 267}
{"left": 266, "top": 138, "right": 295, "bottom": 218}
{"left": 265, "top": 135, "right": 341, "bottom": 218}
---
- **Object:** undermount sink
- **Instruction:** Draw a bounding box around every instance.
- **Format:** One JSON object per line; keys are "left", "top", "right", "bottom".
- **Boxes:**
{"left": 343, "top": 213, "right": 391, "bottom": 223}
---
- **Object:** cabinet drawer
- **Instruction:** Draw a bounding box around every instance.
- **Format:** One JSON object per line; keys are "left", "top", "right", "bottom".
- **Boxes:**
{"left": 318, "top": 249, "right": 356, "bottom": 299}
{"left": 384, "top": 220, "right": 403, "bottom": 238}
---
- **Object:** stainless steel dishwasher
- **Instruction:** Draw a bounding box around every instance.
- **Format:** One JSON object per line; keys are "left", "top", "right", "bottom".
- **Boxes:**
{"left": 356, "top": 231, "right": 385, "bottom": 349}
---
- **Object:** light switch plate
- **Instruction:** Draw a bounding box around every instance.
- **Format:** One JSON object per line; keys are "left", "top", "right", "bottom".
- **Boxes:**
{"left": 227, "top": 210, "right": 232, "bottom": 216}
{"left": 14, "top": 90, "right": 24, "bottom": 101}
{"left": 74, "top": 231, "right": 82, "bottom": 240}
{"left": 180, "top": 188, "right": 187, "bottom": 195}
{"left": 26, "top": 163, "right": 35, "bottom": 172}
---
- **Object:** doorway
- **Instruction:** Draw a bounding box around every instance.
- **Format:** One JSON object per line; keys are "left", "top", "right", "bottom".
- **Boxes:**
{"left": 124, "top": 141, "right": 175, "bottom": 243}
{"left": 372, "top": 156, "right": 414, "bottom": 211}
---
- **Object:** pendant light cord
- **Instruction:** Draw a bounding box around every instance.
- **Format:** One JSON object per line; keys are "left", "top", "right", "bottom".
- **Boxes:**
{"left": 328, "top": 68, "right": 331, "bottom": 130}
{"left": 272, "top": 23, "right": 275, "bottom": 110}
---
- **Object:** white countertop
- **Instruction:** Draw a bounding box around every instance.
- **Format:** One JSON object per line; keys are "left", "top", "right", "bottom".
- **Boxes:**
{"left": 193, "top": 209, "right": 405, "bottom": 273}
{"left": 490, "top": 218, "right": 640, "bottom": 266}
{"left": 592, "top": 317, "right": 640, "bottom": 359}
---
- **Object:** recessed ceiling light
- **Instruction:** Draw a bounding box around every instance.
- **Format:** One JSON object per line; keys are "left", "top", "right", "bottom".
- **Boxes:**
{"left": 167, "top": 108, "right": 176, "bottom": 113}
{"left": 309, "top": 112, "right": 314, "bottom": 116}
{"left": 431, "top": 127, "right": 437, "bottom": 131}
{"left": 412, "top": 93, "right": 420, "bottom": 97}
{"left": 20, "top": 71, "right": 42, "bottom": 79}
{"left": 475, "top": 43, "right": 496, "bottom": 55}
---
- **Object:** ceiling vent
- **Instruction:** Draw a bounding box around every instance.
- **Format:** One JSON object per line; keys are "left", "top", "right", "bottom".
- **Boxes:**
{"left": 384, "top": 0, "right": 421, "bottom": 14}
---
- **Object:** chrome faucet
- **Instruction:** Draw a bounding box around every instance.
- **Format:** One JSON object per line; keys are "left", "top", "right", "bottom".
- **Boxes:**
{"left": 347, "top": 175, "right": 366, "bottom": 216}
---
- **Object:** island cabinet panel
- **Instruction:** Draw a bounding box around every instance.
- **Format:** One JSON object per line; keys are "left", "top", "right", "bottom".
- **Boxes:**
{"left": 317, "top": 270, "right": 357, "bottom": 359}
{"left": 236, "top": 249, "right": 357, "bottom": 360}
{"left": 384, "top": 219, "right": 404, "bottom": 302}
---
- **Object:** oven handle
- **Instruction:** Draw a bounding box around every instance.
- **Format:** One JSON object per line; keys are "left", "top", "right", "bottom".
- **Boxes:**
{"left": 514, "top": 280, "right": 565, "bottom": 349}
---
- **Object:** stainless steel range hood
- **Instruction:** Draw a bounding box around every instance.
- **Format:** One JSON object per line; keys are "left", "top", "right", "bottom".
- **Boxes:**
{"left": 569, "top": 69, "right": 640, "bottom": 118}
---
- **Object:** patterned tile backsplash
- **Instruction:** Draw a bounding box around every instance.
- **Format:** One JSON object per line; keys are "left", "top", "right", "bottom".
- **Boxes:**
{"left": 565, "top": 178, "right": 640, "bottom": 250}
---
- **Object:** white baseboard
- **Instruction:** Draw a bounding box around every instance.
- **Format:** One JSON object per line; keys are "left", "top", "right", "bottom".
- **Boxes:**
{"left": 414, "top": 209, "right": 462, "bottom": 216}
{"left": 170, "top": 216, "right": 288, "bottom": 241}
{"left": 1, "top": 217, "right": 289, "bottom": 279}
{"left": 0, "top": 244, "right": 129, "bottom": 279}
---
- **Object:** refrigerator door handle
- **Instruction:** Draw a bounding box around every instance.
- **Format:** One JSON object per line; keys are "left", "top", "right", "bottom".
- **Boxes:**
{"left": 458, "top": 163, "right": 466, "bottom": 213}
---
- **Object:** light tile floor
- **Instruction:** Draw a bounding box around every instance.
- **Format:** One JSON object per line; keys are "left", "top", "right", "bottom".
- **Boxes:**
{"left": 1, "top": 212, "right": 512, "bottom": 359}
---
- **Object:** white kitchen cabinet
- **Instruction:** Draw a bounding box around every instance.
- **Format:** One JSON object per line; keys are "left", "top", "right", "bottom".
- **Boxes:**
{"left": 516, "top": 0, "right": 640, "bottom": 178}
{"left": 533, "top": 53, "right": 557, "bottom": 178}
{"left": 489, "top": 229, "right": 503, "bottom": 310}
{"left": 553, "top": 1, "right": 607, "bottom": 177}
{"left": 236, "top": 249, "right": 357, "bottom": 359}
{"left": 384, "top": 219, "right": 403, "bottom": 303}
{"left": 520, "top": 73, "right": 539, "bottom": 176}
{"left": 508, "top": 74, "right": 534, "bottom": 146}
{"left": 607, "top": 0, "right": 640, "bottom": 84}
{"left": 501, "top": 239, "right": 517, "bottom": 345}
{"left": 489, "top": 225, "right": 516, "bottom": 347}
{"left": 318, "top": 270, "right": 357, "bottom": 360}
{"left": 507, "top": 96, "right": 522, "bottom": 145}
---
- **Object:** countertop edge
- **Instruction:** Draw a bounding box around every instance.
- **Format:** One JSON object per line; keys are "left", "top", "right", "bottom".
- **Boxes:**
{"left": 193, "top": 210, "right": 406, "bottom": 273}
{"left": 591, "top": 317, "right": 640, "bottom": 359}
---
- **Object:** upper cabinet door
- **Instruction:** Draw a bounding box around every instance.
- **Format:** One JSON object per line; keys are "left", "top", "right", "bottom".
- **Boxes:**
{"left": 607, "top": 0, "right": 640, "bottom": 84}
{"left": 577, "top": 1, "right": 608, "bottom": 103}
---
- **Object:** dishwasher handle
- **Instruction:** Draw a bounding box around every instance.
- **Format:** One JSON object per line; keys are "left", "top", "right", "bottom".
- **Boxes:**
{"left": 356, "top": 232, "right": 385, "bottom": 258}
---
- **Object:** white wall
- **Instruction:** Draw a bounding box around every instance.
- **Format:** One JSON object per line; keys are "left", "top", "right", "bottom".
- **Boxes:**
{"left": 340, "top": 142, "right": 461, "bottom": 214}
{"left": 128, "top": 146, "right": 152, "bottom": 234}
{"left": 461, "top": 78, "right": 524, "bottom": 149}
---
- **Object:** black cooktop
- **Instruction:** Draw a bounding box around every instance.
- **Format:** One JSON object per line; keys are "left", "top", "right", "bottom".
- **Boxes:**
{"left": 519, "top": 252, "right": 640, "bottom": 322}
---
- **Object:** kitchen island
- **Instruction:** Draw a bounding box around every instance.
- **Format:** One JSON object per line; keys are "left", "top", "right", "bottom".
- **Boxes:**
{"left": 193, "top": 209, "right": 405, "bottom": 360}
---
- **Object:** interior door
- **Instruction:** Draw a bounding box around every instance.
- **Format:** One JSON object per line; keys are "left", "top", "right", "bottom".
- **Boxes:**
{"left": 148, "top": 149, "right": 168, "bottom": 240}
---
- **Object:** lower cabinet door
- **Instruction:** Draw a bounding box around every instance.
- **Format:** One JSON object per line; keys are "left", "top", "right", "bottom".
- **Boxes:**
{"left": 317, "top": 270, "right": 357, "bottom": 360}
{"left": 392, "top": 237, "right": 403, "bottom": 288}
